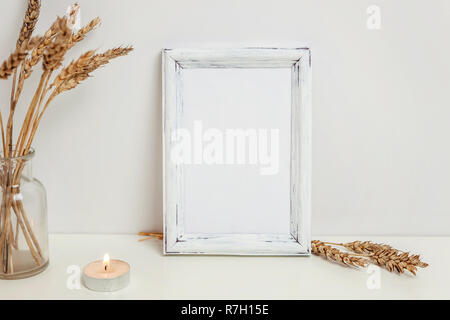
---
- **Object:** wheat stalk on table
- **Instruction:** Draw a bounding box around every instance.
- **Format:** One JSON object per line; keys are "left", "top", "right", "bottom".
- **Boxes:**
{"left": 321, "top": 240, "right": 429, "bottom": 275}
{"left": 139, "top": 233, "right": 429, "bottom": 276}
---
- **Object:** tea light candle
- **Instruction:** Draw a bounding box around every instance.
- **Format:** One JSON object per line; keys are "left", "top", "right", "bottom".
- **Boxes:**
{"left": 82, "top": 254, "right": 130, "bottom": 292}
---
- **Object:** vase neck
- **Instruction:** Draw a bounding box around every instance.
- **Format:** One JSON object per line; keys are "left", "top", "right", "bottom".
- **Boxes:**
{"left": 0, "top": 152, "right": 35, "bottom": 186}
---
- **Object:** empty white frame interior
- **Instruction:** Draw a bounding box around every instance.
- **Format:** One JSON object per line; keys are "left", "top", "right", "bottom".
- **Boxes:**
{"left": 163, "top": 48, "right": 311, "bottom": 255}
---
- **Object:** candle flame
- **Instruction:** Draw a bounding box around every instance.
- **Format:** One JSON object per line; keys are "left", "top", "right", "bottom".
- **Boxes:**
{"left": 103, "top": 253, "right": 110, "bottom": 271}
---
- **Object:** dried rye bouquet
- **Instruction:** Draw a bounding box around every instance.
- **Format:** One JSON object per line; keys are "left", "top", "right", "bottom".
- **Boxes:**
{"left": 0, "top": 1, "right": 132, "bottom": 274}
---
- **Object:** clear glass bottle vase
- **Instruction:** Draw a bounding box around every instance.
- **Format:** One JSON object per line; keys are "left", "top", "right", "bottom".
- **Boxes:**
{"left": 0, "top": 149, "right": 49, "bottom": 279}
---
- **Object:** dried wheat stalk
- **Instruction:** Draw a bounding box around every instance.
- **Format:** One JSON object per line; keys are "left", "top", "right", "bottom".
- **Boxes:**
{"left": 138, "top": 232, "right": 164, "bottom": 241}
{"left": 322, "top": 240, "right": 429, "bottom": 275}
{"left": 7, "top": 0, "right": 41, "bottom": 154}
{"left": 311, "top": 240, "right": 369, "bottom": 268}
{"left": 338, "top": 241, "right": 428, "bottom": 275}
{"left": 43, "top": 17, "right": 72, "bottom": 72}
{"left": 72, "top": 17, "right": 101, "bottom": 43}
{"left": 22, "top": 21, "right": 59, "bottom": 79}
{"left": 0, "top": 48, "right": 28, "bottom": 80}
{"left": 0, "top": 1, "right": 132, "bottom": 275}
{"left": 338, "top": 240, "right": 392, "bottom": 254}
{"left": 16, "top": 0, "right": 41, "bottom": 49}
{"left": 50, "top": 46, "right": 133, "bottom": 95}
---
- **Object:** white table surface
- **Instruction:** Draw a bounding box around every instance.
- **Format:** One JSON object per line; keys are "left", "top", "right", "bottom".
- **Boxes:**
{"left": 0, "top": 234, "right": 448, "bottom": 300}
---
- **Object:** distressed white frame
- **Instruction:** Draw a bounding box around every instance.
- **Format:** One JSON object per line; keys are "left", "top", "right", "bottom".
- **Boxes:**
{"left": 163, "top": 48, "right": 311, "bottom": 255}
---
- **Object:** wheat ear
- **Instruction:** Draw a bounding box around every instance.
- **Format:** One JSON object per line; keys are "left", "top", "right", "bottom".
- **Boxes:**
{"left": 0, "top": 48, "right": 27, "bottom": 80}
{"left": 22, "top": 20, "right": 59, "bottom": 79}
{"left": 16, "top": 0, "right": 41, "bottom": 49}
{"left": 72, "top": 17, "right": 101, "bottom": 44}
{"left": 42, "top": 17, "right": 72, "bottom": 72}
{"left": 311, "top": 240, "right": 369, "bottom": 268}
{"left": 325, "top": 240, "right": 429, "bottom": 275}
{"left": 369, "top": 249, "right": 427, "bottom": 275}
{"left": 51, "top": 46, "right": 133, "bottom": 95}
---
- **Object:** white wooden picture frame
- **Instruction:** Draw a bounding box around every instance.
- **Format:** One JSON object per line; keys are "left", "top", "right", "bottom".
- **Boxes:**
{"left": 163, "top": 48, "right": 311, "bottom": 255}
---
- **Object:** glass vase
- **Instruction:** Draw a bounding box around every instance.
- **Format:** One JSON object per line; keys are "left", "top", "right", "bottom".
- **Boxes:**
{"left": 0, "top": 149, "right": 49, "bottom": 279}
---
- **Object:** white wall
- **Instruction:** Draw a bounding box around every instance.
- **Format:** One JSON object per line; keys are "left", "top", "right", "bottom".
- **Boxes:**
{"left": 0, "top": 0, "right": 449, "bottom": 235}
